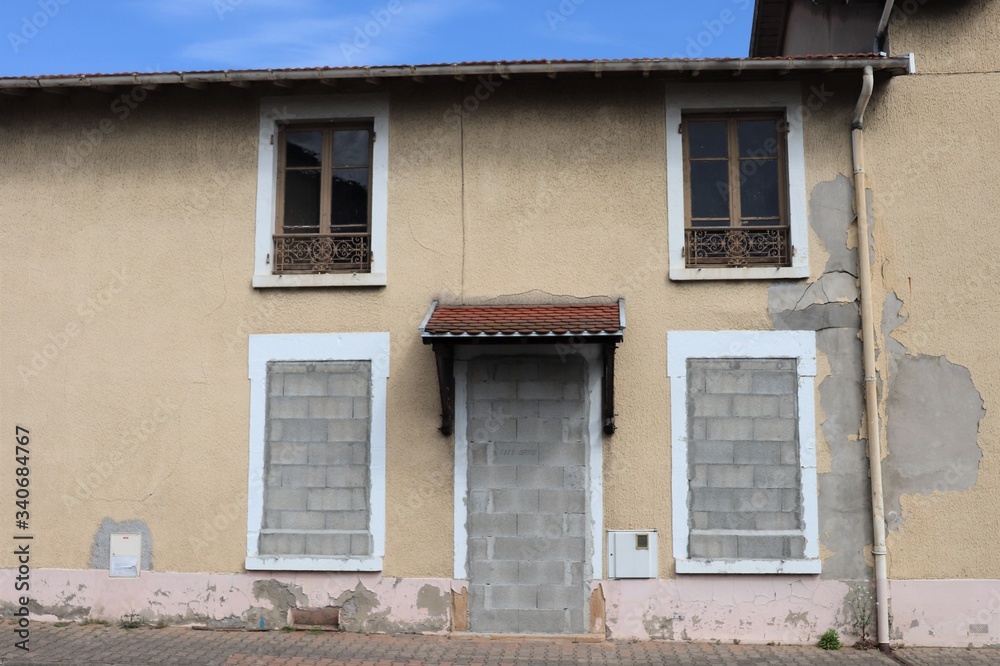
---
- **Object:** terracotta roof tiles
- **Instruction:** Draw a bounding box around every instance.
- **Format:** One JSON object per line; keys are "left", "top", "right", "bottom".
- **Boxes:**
{"left": 420, "top": 302, "right": 624, "bottom": 339}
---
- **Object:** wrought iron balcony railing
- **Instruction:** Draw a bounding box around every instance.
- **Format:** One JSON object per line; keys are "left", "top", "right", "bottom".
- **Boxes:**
{"left": 273, "top": 233, "right": 372, "bottom": 274}
{"left": 685, "top": 226, "right": 790, "bottom": 268}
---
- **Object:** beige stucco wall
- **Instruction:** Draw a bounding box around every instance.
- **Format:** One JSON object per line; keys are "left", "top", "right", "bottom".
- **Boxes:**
{"left": 0, "top": 81, "right": 811, "bottom": 580}
{"left": 855, "top": 0, "right": 1000, "bottom": 580}
{"left": 3, "top": 41, "right": 994, "bottom": 585}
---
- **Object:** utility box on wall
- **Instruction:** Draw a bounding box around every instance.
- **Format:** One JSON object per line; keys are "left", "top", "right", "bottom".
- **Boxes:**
{"left": 109, "top": 533, "right": 141, "bottom": 578}
{"left": 607, "top": 530, "right": 658, "bottom": 579}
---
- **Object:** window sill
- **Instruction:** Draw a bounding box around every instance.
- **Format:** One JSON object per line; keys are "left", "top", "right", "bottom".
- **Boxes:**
{"left": 669, "top": 265, "right": 809, "bottom": 281}
{"left": 675, "top": 558, "right": 821, "bottom": 575}
{"left": 253, "top": 272, "right": 387, "bottom": 289}
{"left": 245, "top": 555, "right": 383, "bottom": 572}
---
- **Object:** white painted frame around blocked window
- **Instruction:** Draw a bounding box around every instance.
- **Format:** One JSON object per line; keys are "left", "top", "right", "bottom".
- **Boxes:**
{"left": 666, "top": 83, "right": 809, "bottom": 281}
{"left": 452, "top": 345, "right": 605, "bottom": 582}
{"left": 667, "top": 330, "right": 819, "bottom": 575}
{"left": 246, "top": 332, "right": 389, "bottom": 571}
{"left": 253, "top": 94, "right": 389, "bottom": 288}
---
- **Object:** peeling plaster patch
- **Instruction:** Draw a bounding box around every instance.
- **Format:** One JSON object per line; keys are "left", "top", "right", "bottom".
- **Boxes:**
{"left": 643, "top": 615, "right": 675, "bottom": 640}
{"left": 0, "top": 599, "right": 91, "bottom": 621}
{"left": 785, "top": 611, "right": 810, "bottom": 627}
{"left": 415, "top": 584, "right": 448, "bottom": 617}
{"left": 883, "top": 353, "right": 984, "bottom": 530}
{"left": 816, "top": 329, "right": 872, "bottom": 581}
{"left": 771, "top": 301, "right": 861, "bottom": 332}
{"left": 880, "top": 293, "right": 908, "bottom": 376}
{"left": 333, "top": 583, "right": 383, "bottom": 633}
{"left": 89, "top": 518, "right": 153, "bottom": 571}
{"left": 251, "top": 579, "right": 308, "bottom": 628}
{"left": 769, "top": 176, "right": 871, "bottom": 581}
{"left": 252, "top": 579, "right": 307, "bottom": 610}
{"left": 807, "top": 175, "right": 861, "bottom": 275}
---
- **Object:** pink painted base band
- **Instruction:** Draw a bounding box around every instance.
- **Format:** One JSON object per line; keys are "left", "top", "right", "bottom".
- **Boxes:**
{"left": 2, "top": 570, "right": 998, "bottom": 647}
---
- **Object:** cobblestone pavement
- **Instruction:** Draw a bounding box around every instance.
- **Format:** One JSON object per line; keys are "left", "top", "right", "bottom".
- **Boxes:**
{"left": 0, "top": 624, "right": 997, "bottom": 666}
{"left": 893, "top": 647, "right": 1000, "bottom": 666}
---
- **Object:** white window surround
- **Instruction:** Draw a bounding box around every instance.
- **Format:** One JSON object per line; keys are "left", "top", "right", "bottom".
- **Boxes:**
{"left": 452, "top": 345, "right": 604, "bottom": 581}
{"left": 667, "top": 330, "right": 820, "bottom": 575}
{"left": 253, "top": 94, "right": 389, "bottom": 288}
{"left": 246, "top": 332, "right": 389, "bottom": 571}
{"left": 666, "top": 83, "right": 809, "bottom": 281}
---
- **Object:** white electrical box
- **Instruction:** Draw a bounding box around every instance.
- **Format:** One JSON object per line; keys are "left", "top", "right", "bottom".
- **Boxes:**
{"left": 607, "top": 530, "right": 658, "bottom": 579}
{"left": 109, "top": 533, "right": 141, "bottom": 578}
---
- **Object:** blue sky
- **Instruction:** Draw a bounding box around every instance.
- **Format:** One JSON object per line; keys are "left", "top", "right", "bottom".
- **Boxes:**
{"left": 0, "top": 0, "right": 755, "bottom": 77}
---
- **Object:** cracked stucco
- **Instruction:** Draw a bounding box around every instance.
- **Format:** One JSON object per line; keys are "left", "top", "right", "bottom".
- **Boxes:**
{"left": 769, "top": 174, "right": 872, "bottom": 581}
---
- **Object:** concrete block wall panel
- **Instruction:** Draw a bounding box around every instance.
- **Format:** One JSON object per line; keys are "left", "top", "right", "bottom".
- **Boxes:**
{"left": 262, "top": 361, "right": 372, "bottom": 558}
{"left": 466, "top": 356, "right": 590, "bottom": 634}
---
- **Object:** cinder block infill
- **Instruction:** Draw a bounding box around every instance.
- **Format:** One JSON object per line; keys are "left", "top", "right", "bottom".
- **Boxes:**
{"left": 449, "top": 632, "right": 605, "bottom": 643}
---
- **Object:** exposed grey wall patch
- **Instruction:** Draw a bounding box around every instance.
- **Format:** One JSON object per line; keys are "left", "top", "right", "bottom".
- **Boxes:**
{"left": 769, "top": 175, "right": 871, "bottom": 580}
{"left": 89, "top": 518, "right": 153, "bottom": 571}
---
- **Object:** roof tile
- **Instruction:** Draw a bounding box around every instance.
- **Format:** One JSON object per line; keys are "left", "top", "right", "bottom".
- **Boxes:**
{"left": 422, "top": 303, "right": 623, "bottom": 338}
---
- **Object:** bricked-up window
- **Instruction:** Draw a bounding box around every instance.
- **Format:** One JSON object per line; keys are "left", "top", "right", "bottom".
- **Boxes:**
{"left": 686, "top": 359, "right": 802, "bottom": 561}
{"left": 259, "top": 361, "right": 372, "bottom": 559}
{"left": 246, "top": 332, "right": 388, "bottom": 572}
{"left": 668, "top": 331, "right": 819, "bottom": 575}
{"left": 274, "top": 123, "right": 374, "bottom": 275}
{"left": 682, "top": 113, "right": 791, "bottom": 269}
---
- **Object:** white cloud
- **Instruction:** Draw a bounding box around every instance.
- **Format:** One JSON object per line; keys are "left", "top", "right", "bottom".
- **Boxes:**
{"left": 176, "top": 0, "right": 498, "bottom": 69}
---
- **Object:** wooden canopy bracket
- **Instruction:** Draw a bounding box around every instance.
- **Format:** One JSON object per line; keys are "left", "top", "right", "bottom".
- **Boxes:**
{"left": 602, "top": 343, "right": 617, "bottom": 435}
{"left": 433, "top": 343, "right": 455, "bottom": 436}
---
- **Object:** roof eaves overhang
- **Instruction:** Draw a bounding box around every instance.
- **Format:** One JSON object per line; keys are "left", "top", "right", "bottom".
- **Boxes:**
{"left": 0, "top": 56, "right": 914, "bottom": 92}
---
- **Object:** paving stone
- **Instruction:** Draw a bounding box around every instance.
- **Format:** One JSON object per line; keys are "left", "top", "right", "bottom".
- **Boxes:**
{"left": 0, "top": 622, "right": 926, "bottom": 664}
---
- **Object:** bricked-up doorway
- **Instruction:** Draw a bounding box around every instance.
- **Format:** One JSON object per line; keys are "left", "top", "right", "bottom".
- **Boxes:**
{"left": 461, "top": 354, "right": 595, "bottom": 634}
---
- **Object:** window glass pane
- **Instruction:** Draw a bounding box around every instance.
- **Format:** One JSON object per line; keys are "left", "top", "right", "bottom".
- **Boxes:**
{"left": 738, "top": 119, "right": 780, "bottom": 158}
{"left": 332, "top": 130, "right": 371, "bottom": 167}
{"left": 282, "top": 169, "right": 321, "bottom": 233}
{"left": 687, "top": 121, "right": 728, "bottom": 159}
{"left": 285, "top": 131, "right": 322, "bottom": 168}
{"left": 689, "top": 161, "right": 730, "bottom": 221}
{"left": 331, "top": 168, "right": 370, "bottom": 231}
{"left": 740, "top": 160, "right": 780, "bottom": 220}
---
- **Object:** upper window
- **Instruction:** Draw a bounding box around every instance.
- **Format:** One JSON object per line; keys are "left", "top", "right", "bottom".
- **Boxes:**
{"left": 666, "top": 83, "right": 809, "bottom": 281}
{"left": 275, "top": 123, "right": 374, "bottom": 275}
{"left": 682, "top": 113, "right": 790, "bottom": 269}
{"left": 254, "top": 95, "right": 388, "bottom": 288}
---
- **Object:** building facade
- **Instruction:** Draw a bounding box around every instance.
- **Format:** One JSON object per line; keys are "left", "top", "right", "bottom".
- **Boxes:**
{"left": 0, "top": 0, "right": 997, "bottom": 647}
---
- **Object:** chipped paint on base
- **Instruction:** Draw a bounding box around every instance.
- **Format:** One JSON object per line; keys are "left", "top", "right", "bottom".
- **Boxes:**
{"left": 890, "top": 580, "right": 1000, "bottom": 647}
{"left": 0, "top": 569, "right": 454, "bottom": 633}
{"left": 602, "top": 577, "right": 852, "bottom": 644}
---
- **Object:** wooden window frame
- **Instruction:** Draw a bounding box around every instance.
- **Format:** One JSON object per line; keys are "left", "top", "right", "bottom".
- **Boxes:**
{"left": 273, "top": 121, "right": 375, "bottom": 275}
{"left": 681, "top": 111, "right": 791, "bottom": 269}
